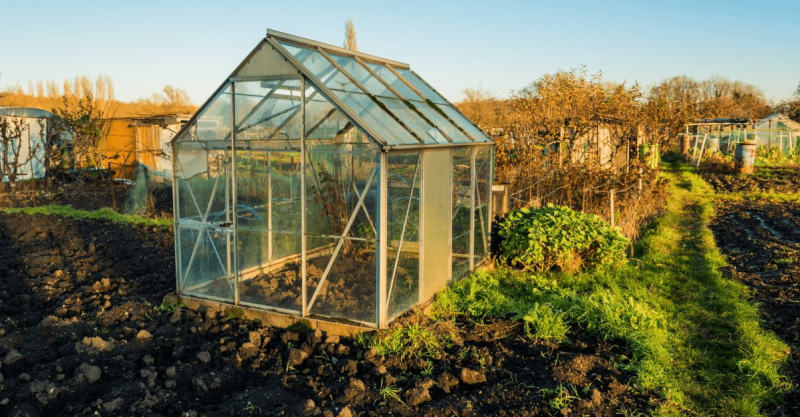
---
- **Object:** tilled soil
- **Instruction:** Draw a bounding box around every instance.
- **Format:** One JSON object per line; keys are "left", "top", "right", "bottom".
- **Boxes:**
{"left": 0, "top": 182, "right": 173, "bottom": 218}
{"left": 0, "top": 212, "right": 653, "bottom": 416}
{"left": 701, "top": 166, "right": 800, "bottom": 194}
{"left": 710, "top": 200, "right": 800, "bottom": 415}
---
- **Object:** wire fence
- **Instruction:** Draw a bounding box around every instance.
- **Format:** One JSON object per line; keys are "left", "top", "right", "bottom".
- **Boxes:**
{"left": 500, "top": 156, "right": 668, "bottom": 242}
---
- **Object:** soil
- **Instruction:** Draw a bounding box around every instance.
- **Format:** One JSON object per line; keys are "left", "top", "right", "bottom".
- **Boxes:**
{"left": 700, "top": 164, "right": 800, "bottom": 194}
{"left": 709, "top": 200, "right": 800, "bottom": 416}
{"left": 0, "top": 211, "right": 654, "bottom": 416}
{"left": 0, "top": 182, "right": 173, "bottom": 219}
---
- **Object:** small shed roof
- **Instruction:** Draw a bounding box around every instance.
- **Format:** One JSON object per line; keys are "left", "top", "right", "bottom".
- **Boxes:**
{"left": 0, "top": 107, "right": 53, "bottom": 118}
{"left": 174, "top": 29, "right": 492, "bottom": 149}
{"left": 755, "top": 113, "right": 800, "bottom": 131}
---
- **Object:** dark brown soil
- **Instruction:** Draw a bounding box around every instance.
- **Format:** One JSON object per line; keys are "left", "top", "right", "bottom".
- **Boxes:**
{"left": 700, "top": 164, "right": 800, "bottom": 194}
{"left": 710, "top": 200, "right": 800, "bottom": 415}
{"left": 0, "top": 212, "right": 654, "bottom": 416}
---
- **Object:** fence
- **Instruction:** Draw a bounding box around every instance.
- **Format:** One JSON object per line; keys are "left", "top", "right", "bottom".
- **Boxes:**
{"left": 499, "top": 156, "right": 667, "bottom": 242}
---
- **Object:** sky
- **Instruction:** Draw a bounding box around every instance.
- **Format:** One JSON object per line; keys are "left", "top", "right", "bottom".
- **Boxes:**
{"left": 1, "top": 0, "right": 798, "bottom": 106}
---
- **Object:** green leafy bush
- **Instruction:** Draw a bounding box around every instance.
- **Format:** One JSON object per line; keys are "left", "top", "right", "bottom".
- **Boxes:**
{"left": 497, "top": 204, "right": 629, "bottom": 272}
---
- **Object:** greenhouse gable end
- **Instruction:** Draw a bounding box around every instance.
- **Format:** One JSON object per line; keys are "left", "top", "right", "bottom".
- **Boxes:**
{"left": 171, "top": 29, "right": 494, "bottom": 329}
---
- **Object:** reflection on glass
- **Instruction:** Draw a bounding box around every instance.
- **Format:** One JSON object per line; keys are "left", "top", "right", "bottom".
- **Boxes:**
{"left": 452, "top": 148, "right": 472, "bottom": 279}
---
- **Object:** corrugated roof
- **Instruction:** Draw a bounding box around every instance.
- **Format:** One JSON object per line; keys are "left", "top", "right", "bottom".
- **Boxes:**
{"left": 0, "top": 107, "right": 53, "bottom": 118}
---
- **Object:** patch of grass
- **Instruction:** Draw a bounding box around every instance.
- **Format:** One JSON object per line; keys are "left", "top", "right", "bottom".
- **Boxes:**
{"left": 154, "top": 297, "right": 186, "bottom": 315}
{"left": 365, "top": 321, "right": 455, "bottom": 360}
{"left": 0, "top": 204, "right": 171, "bottom": 228}
{"left": 424, "top": 160, "right": 790, "bottom": 415}
{"left": 286, "top": 319, "right": 313, "bottom": 333}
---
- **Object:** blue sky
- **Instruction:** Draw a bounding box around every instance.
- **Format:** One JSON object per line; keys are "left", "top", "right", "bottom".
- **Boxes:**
{"left": 2, "top": 0, "right": 798, "bottom": 106}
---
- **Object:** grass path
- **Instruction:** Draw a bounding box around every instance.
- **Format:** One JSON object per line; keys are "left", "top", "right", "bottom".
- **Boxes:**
{"left": 400, "top": 159, "right": 792, "bottom": 416}
{"left": 638, "top": 162, "right": 790, "bottom": 414}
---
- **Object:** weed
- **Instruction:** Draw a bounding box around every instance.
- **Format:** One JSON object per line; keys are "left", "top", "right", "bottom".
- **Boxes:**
{"left": 154, "top": 297, "right": 186, "bottom": 314}
{"left": 4, "top": 317, "right": 19, "bottom": 327}
{"left": 421, "top": 359, "right": 434, "bottom": 376}
{"left": 286, "top": 319, "right": 312, "bottom": 333}
{"left": 376, "top": 377, "right": 404, "bottom": 404}
{"left": 244, "top": 401, "right": 262, "bottom": 415}
{"left": 223, "top": 307, "right": 244, "bottom": 320}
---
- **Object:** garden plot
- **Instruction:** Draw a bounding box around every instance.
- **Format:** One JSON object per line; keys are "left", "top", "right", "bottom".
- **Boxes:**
{"left": 0, "top": 211, "right": 653, "bottom": 416}
{"left": 710, "top": 200, "right": 800, "bottom": 415}
{"left": 700, "top": 165, "right": 800, "bottom": 194}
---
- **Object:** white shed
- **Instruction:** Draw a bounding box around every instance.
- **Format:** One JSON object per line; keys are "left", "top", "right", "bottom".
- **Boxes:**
{"left": 0, "top": 107, "right": 53, "bottom": 183}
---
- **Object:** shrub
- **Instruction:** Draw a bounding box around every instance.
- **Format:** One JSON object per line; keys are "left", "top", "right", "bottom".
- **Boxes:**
{"left": 497, "top": 204, "right": 629, "bottom": 272}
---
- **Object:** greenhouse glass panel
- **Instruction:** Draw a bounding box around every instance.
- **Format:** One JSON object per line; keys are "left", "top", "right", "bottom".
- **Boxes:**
{"left": 304, "top": 140, "right": 379, "bottom": 325}
{"left": 234, "top": 80, "right": 304, "bottom": 141}
{"left": 363, "top": 62, "right": 423, "bottom": 101}
{"left": 332, "top": 90, "right": 419, "bottom": 145}
{"left": 439, "top": 105, "right": 490, "bottom": 143}
{"left": 175, "top": 147, "right": 234, "bottom": 302}
{"left": 395, "top": 69, "right": 448, "bottom": 105}
{"left": 328, "top": 54, "right": 396, "bottom": 99}
{"left": 411, "top": 103, "right": 473, "bottom": 144}
{"left": 375, "top": 97, "right": 447, "bottom": 144}
{"left": 474, "top": 147, "right": 492, "bottom": 261}
{"left": 451, "top": 148, "right": 472, "bottom": 279}
{"left": 386, "top": 151, "right": 421, "bottom": 320}
{"left": 195, "top": 85, "right": 232, "bottom": 142}
{"left": 235, "top": 150, "right": 302, "bottom": 313}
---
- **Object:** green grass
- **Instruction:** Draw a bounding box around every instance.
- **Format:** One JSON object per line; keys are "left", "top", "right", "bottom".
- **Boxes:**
{"left": 0, "top": 204, "right": 172, "bottom": 228}
{"left": 373, "top": 159, "right": 791, "bottom": 415}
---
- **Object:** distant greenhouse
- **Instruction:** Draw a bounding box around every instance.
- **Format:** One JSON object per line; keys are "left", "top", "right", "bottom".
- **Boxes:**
{"left": 171, "top": 30, "right": 494, "bottom": 329}
{"left": 0, "top": 107, "right": 53, "bottom": 183}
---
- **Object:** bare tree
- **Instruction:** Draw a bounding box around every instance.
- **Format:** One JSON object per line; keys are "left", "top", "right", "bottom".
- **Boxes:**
{"left": 344, "top": 19, "right": 358, "bottom": 51}
{"left": 0, "top": 116, "right": 35, "bottom": 190}
{"left": 51, "top": 93, "right": 109, "bottom": 171}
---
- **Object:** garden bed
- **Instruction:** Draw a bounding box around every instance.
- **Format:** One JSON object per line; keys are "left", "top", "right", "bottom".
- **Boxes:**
{"left": 710, "top": 200, "right": 800, "bottom": 415}
{"left": 700, "top": 165, "right": 800, "bottom": 194}
{"left": 0, "top": 211, "right": 653, "bottom": 416}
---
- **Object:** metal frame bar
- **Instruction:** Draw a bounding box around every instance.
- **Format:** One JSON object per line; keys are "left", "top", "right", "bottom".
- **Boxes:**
{"left": 378, "top": 151, "right": 389, "bottom": 328}
{"left": 267, "top": 29, "right": 410, "bottom": 70}
{"left": 316, "top": 47, "right": 425, "bottom": 144}
{"left": 267, "top": 37, "right": 389, "bottom": 147}
{"left": 300, "top": 76, "right": 308, "bottom": 317}
{"left": 469, "top": 148, "right": 476, "bottom": 271}
{"left": 305, "top": 166, "right": 378, "bottom": 313}
{"left": 231, "top": 83, "right": 241, "bottom": 306}
{"left": 383, "top": 141, "right": 494, "bottom": 151}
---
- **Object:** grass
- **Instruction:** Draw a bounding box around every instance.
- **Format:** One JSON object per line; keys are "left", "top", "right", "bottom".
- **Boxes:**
{"left": 370, "top": 158, "right": 791, "bottom": 415}
{"left": 0, "top": 204, "right": 172, "bottom": 228}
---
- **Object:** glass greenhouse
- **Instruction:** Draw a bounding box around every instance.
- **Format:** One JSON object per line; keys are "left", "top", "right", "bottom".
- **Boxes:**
{"left": 171, "top": 30, "right": 494, "bottom": 328}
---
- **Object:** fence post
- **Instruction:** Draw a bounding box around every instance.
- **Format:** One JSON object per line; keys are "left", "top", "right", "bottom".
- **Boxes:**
{"left": 610, "top": 188, "right": 616, "bottom": 229}
{"left": 108, "top": 162, "right": 116, "bottom": 211}
{"left": 638, "top": 167, "right": 642, "bottom": 192}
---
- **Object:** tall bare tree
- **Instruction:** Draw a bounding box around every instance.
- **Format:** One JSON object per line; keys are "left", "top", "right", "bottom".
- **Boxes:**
{"left": 343, "top": 19, "right": 358, "bottom": 51}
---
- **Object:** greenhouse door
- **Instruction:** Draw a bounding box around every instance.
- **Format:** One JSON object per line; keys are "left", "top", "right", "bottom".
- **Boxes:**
{"left": 420, "top": 148, "right": 452, "bottom": 301}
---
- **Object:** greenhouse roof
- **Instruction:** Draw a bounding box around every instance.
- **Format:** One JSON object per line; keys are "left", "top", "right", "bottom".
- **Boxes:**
{"left": 173, "top": 29, "right": 492, "bottom": 149}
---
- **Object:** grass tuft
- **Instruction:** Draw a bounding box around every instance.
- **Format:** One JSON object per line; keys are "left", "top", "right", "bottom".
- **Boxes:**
{"left": 0, "top": 204, "right": 172, "bottom": 228}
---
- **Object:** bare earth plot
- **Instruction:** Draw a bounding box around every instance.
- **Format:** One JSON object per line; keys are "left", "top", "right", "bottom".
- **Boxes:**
{"left": 0, "top": 209, "right": 650, "bottom": 415}
{"left": 711, "top": 199, "right": 800, "bottom": 415}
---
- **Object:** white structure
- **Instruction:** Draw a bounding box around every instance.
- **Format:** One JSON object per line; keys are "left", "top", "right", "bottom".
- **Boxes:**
{"left": 0, "top": 107, "right": 53, "bottom": 182}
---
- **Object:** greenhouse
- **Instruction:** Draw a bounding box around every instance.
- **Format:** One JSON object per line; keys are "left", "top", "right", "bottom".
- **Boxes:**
{"left": 171, "top": 30, "right": 494, "bottom": 328}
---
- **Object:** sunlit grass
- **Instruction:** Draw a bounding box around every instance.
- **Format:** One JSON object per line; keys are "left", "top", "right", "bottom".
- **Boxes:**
{"left": 0, "top": 204, "right": 172, "bottom": 228}
{"left": 372, "top": 158, "right": 791, "bottom": 415}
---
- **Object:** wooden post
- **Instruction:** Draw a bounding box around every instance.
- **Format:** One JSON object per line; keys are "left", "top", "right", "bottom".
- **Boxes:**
{"left": 610, "top": 189, "right": 615, "bottom": 229}
{"left": 108, "top": 162, "right": 116, "bottom": 211}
